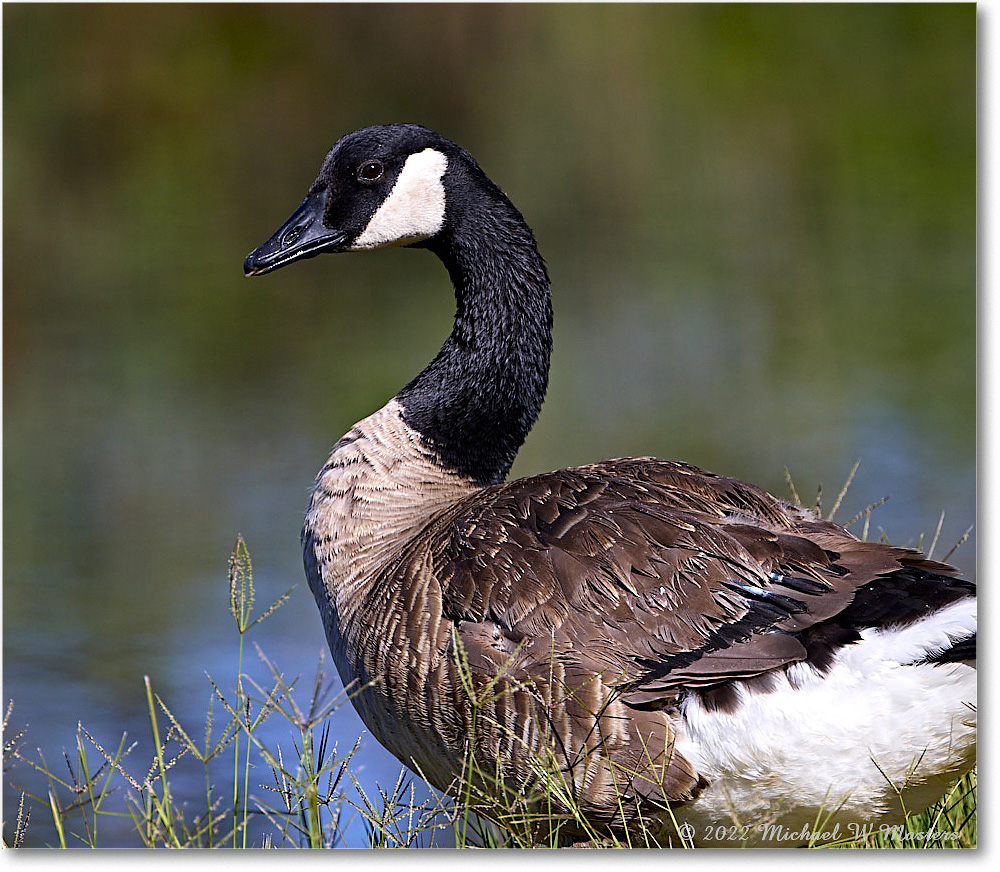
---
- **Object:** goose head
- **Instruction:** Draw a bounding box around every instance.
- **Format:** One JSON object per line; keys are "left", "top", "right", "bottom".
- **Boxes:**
{"left": 244, "top": 123, "right": 551, "bottom": 486}
{"left": 244, "top": 123, "right": 493, "bottom": 276}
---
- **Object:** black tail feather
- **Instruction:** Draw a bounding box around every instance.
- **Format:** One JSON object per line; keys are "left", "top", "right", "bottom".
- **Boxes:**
{"left": 923, "top": 632, "right": 976, "bottom": 664}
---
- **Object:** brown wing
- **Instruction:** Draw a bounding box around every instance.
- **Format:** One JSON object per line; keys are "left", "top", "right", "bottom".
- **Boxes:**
{"left": 435, "top": 459, "right": 946, "bottom": 688}
{"left": 409, "top": 458, "right": 964, "bottom": 812}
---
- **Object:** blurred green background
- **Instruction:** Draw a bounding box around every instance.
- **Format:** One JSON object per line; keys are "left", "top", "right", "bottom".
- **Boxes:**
{"left": 3, "top": 3, "right": 975, "bottom": 848}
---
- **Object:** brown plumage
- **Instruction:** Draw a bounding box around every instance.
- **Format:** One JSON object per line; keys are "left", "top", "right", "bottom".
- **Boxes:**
{"left": 304, "top": 422, "right": 970, "bottom": 841}
{"left": 246, "top": 124, "right": 976, "bottom": 846}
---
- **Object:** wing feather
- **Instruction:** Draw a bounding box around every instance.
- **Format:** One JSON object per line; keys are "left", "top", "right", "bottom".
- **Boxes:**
{"left": 395, "top": 458, "right": 968, "bottom": 809}
{"left": 429, "top": 459, "right": 960, "bottom": 696}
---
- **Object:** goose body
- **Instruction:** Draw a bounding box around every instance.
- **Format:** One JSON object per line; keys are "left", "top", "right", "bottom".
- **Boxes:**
{"left": 245, "top": 124, "right": 976, "bottom": 847}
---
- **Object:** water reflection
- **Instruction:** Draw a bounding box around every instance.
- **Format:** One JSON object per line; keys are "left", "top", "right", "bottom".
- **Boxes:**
{"left": 4, "top": 3, "right": 974, "bottom": 848}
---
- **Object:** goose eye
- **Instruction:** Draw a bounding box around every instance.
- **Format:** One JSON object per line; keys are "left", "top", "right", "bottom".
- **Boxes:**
{"left": 357, "top": 160, "right": 385, "bottom": 183}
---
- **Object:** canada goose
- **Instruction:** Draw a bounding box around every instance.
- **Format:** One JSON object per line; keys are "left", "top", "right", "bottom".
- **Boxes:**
{"left": 244, "top": 123, "right": 976, "bottom": 847}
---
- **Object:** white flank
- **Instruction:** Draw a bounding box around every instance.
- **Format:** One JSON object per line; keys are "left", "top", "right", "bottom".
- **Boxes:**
{"left": 672, "top": 597, "right": 977, "bottom": 846}
{"left": 351, "top": 148, "right": 448, "bottom": 250}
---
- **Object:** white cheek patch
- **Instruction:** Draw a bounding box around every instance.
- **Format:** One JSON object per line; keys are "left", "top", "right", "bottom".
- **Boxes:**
{"left": 350, "top": 148, "right": 448, "bottom": 250}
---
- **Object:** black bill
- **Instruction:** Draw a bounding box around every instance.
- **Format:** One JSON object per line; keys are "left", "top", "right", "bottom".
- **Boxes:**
{"left": 244, "top": 189, "right": 347, "bottom": 276}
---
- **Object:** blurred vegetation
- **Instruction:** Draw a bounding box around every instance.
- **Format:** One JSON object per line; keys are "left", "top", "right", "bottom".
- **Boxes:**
{"left": 3, "top": 3, "right": 974, "bottom": 848}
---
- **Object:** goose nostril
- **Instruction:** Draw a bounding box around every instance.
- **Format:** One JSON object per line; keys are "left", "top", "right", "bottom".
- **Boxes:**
{"left": 281, "top": 222, "right": 308, "bottom": 248}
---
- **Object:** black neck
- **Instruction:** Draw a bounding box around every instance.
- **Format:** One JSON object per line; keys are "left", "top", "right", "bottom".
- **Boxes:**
{"left": 396, "top": 190, "right": 552, "bottom": 486}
